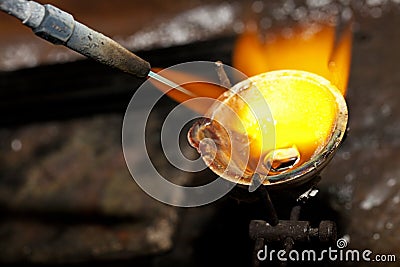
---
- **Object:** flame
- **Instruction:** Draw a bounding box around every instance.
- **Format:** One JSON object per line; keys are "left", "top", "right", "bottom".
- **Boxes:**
{"left": 150, "top": 18, "right": 352, "bottom": 177}
{"left": 227, "top": 21, "right": 352, "bottom": 170}
{"left": 149, "top": 68, "right": 226, "bottom": 114}
{"left": 151, "top": 20, "right": 352, "bottom": 109}
{"left": 233, "top": 22, "right": 352, "bottom": 95}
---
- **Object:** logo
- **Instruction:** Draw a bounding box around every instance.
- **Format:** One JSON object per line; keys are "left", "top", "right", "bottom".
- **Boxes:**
{"left": 256, "top": 237, "right": 396, "bottom": 263}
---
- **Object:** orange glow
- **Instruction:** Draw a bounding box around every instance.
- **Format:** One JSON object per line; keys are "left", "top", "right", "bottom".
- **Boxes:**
{"left": 151, "top": 18, "right": 352, "bottom": 177}
{"left": 151, "top": 21, "right": 352, "bottom": 106}
{"left": 236, "top": 71, "right": 339, "bottom": 169}
{"left": 188, "top": 70, "right": 345, "bottom": 181}
{"left": 233, "top": 22, "right": 352, "bottom": 95}
{"left": 149, "top": 68, "right": 226, "bottom": 114}
{"left": 228, "top": 21, "right": 352, "bottom": 173}
{"left": 329, "top": 22, "right": 353, "bottom": 94}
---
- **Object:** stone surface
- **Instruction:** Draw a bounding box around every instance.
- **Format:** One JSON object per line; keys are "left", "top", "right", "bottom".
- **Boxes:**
{"left": 320, "top": 10, "right": 400, "bottom": 266}
{"left": 0, "top": 114, "right": 179, "bottom": 263}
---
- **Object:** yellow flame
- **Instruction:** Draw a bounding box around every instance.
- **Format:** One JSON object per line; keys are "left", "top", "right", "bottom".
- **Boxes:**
{"left": 233, "top": 22, "right": 352, "bottom": 95}
{"left": 230, "top": 21, "right": 352, "bottom": 168}
{"left": 151, "top": 19, "right": 352, "bottom": 175}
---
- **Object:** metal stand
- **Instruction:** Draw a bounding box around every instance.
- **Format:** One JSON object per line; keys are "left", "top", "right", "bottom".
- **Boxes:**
{"left": 250, "top": 184, "right": 337, "bottom": 267}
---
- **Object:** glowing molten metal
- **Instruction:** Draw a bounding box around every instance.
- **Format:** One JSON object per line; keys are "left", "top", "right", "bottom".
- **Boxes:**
{"left": 152, "top": 20, "right": 352, "bottom": 183}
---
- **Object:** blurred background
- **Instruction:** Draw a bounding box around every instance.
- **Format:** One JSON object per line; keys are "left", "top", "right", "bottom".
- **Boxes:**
{"left": 0, "top": 0, "right": 400, "bottom": 266}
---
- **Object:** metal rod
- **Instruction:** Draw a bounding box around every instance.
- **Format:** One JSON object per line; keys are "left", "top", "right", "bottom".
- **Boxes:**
{"left": 215, "top": 61, "right": 231, "bottom": 88}
{"left": 289, "top": 205, "right": 301, "bottom": 221}
{"left": 148, "top": 71, "right": 197, "bottom": 97}
{"left": 257, "top": 185, "right": 279, "bottom": 226}
{"left": 280, "top": 205, "right": 301, "bottom": 267}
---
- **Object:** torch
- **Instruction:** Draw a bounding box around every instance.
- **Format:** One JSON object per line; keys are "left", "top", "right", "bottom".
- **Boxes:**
{"left": 0, "top": 0, "right": 195, "bottom": 96}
